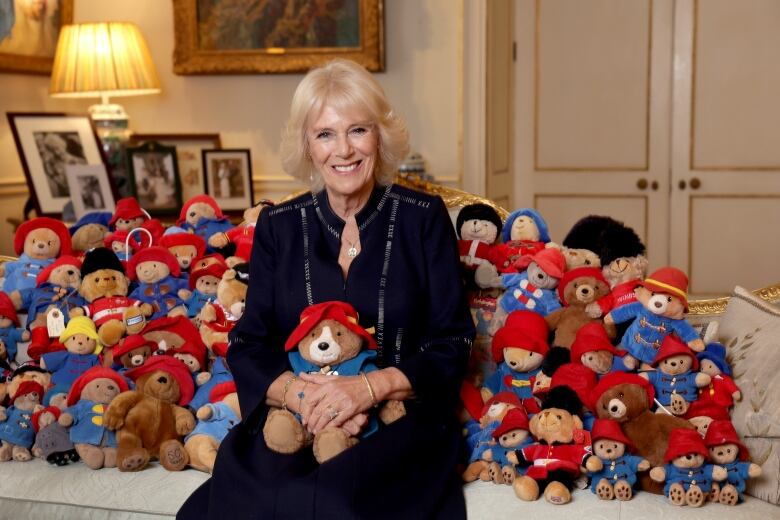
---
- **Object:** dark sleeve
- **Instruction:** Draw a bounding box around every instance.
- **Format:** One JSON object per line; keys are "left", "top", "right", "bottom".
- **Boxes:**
{"left": 227, "top": 208, "right": 288, "bottom": 429}
{"left": 396, "top": 196, "right": 475, "bottom": 405}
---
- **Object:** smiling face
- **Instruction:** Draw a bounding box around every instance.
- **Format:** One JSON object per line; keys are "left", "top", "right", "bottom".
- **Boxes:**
{"left": 460, "top": 219, "right": 498, "bottom": 244}
{"left": 307, "top": 103, "right": 378, "bottom": 203}
{"left": 659, "top": 354, "right": 694, "bottom": 376}
{"left": 593, "top": 439, "right": 627, "bottom": 460}
{"left": 135, "top": 260, "right": 170, "bottom": 284}
{"left": 708, "top": 442, "right": 739, "bottom": 464}
{"left": 65, "top": 333, "right": 97, "bottom": 355}
{"left": 510, "top": 215, "right": 540, "bottom": 242}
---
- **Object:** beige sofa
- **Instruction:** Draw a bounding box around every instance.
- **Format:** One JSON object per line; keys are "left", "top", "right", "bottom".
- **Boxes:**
{"left": 1, "top": 177, "right": 779, "bottom": 519}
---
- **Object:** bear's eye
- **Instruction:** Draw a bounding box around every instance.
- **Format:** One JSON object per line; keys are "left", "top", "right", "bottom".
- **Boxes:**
{"left": 619, "top": 392, "right": 624, "bottom": 398}
{"left": 585, "top": 259, "right": 591, "bottom": 265}
{"left": 111, "top": 276, "right": 116, "bottom": 281}
{"left": 94, "top": 277, "right": 99, "bottom": 283}
{"left": 603, "top": 403, "right": 607, "bottom": 410}
{"left": 336, "top": 331, "right": 341, "bottom": 336}
{"left": 556, "top": 414, "right": 562, "bottom": 420}
{"left": 47, "top": 241, "right": 52, "bottom": 246}
{"left": 667, "top": 297, "right": 672, "bottom": 303}
{"left": 614, "top": 444, "right": 618, "bottom": 449}
{"left": 528, "top": 352, "right": 533, "bottom": 357}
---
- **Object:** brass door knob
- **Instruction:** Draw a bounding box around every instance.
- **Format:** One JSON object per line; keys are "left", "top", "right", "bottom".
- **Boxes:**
{"left": 651, "top": 181, "right": 659, "bottom": 191}
{"left": 690, "top": 177, "right": 701, "bottom": 189}
{"left": 637, "top": 178, "right": 648, "bottom": 190}
{"left": 679, "top": 179, "right": 687, "bottom": 190}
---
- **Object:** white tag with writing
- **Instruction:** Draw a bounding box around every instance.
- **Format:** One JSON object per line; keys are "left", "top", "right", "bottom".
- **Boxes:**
{"left": 46, "top": 309, "right": 66, "bottom": 338}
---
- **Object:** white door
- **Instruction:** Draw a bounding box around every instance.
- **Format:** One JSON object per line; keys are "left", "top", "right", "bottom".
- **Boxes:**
{"left": 670, "top": 0, "right": 780, "bottom": 296}
{"left": 513, "top": 0, "right": 673, "bottom": 270}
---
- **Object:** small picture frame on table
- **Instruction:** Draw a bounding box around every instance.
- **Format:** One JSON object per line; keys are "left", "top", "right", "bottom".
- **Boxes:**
{"left": 7, "top": 112, "right": 107, "bottom": 217}
{"left": 65, "top": 164, "right": 117, "bottom": 220}
{"left": 202, "top": 149, "right": 254, "bottom": 211}
{"left": 126, "top": 141, "right": 182, "bottom": 216}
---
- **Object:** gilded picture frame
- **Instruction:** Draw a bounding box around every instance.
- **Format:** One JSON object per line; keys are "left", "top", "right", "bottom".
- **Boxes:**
{"left": 173, "top": 0, "right": 384, "bottom": 74}
{"left": 0, "top": 0, "right": 74, "bottom": 74}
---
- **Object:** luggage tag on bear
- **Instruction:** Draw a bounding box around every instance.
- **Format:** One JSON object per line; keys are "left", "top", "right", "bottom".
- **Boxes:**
{"left": 46, "top": 309, "right": 66, "bottom": 338}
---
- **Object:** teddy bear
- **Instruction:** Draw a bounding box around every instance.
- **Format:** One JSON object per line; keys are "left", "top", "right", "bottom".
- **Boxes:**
{"left": 40, "top": 316, "right": 102, "bottom": 388}
{"left": 585, "top": 419, "right": 650, "bottom": 500}
{"left": 486, "top": 208, "right": 555, "bottom": 274}
{"left": 198, "top": 263, "right": 249, "bottom": 351}
{"left": 127, "top": 246, "right": 190, "bottom": 320}
{"left": 112, "top": 334, "right": 156, "bottom": 374}
{"left": 208, "top": 201, "right": 270, "bottom": 265}
{"left": 685, "top": 400, "right": 731, "bottom": 438}
{"left": 69, "top": 212, "right": 112, "bottom": 254}
{"left": 481, "top": 310, "right": 549, "bottom": 404}
{"left": 177, "top": 195, "right": 233, "bottom": 253}
{"left": 696, "top": 340, "right": 741, "bottom": 412}
{"left": 109, "top": 197, "right": 149, "bottom": 231}
{"left": 104, "top": 229, "right": 133, "bottom": 262}
{"left": 703, "top": 420, "right": 762, "bottom": 505}
{"left": 570, "top": 322, "right": 625, "bottom": 378}
{"left": 511, "top": 386, "right": 600, "bottom": 505}
{"left": 58, "top": 366, "right": 130, "bottom": 469}
{"left": 188, "top": 343, "right": 233, "bottom": 412}
{"left": 184, "top": 381, "right": 241, "bottom": 473}
{"left": 0, "top": 292, "right": 29, "bottom": 364}
{"left": 0, "top": 381, "right": 44, "bottom": 461}
{"left": 13, "top": 255, "right": 85, "bottom": 327}
{"left": 1, "top": 217, "right": 73, "bottom": 293}
{"left": 640, "top": 335, "right": 711, "bottom": 416}
{"left": 31, "top": 405, "right": 79, "bottom": 466}
{"left": 70, "top": 247, "right": 153, "bottom": 350}
{"left": 263, "top": 301, "right": 405, "bottom": 464}
{"left": 139, "top": 315, "right": 204, "bottom": 359}
{"left": 0, "top": 364, "right": 52, "bottom": 406}
{"left": 480, "top": 407, "right": 532, "bottom": 485}
{"left": 455, "top": 203, "right": 503, "bottom": 278}
{"left": 160, "top": 227, "right": 207, "bottom": 274}
{"left": 547, "top": 362, "right": 598, "bottom": 430}
{"left": 190, "top": 253, "right": 228, "bottom": 273}
{"left": 650, "top": 428, "right": 727, "bottom": 507}
{"left": 604, "top": 267, "right": 704, "bottom": 370}
{"left": 103, "top": 355, "right": 195, "bottom": 471}
{"left": 185, "top": 262, "right": 226, "bottom": 319}
{"left": 171, "top": 341, "right": 211, "bottom": 387}
{"left": 544, "top": 267, "right": 615, "bottom": 349}
{"left": 560, "top": 247, "right": 601, "bottom": 271}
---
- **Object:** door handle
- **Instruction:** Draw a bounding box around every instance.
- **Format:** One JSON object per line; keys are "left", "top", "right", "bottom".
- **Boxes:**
{"left": 690, "top": 177, "right": 701, "bottom": 190}
{"left": 637, "top": 178, "right": 648, "bottom": 190}
{"left": 651, "top": 181, "right": 658, "bottom": 191}
{"left": 678, "top": 179, "right": 687, "bottom": 190}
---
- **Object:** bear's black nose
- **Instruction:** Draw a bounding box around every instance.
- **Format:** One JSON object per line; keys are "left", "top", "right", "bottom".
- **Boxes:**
{"left": 670, "top": 361, "right": 676, "bottom": 367}
{"left": 317, "top": 342, "right": 330, "bottom": 351}
{"left": 654, "top": 301, "right": 663, "bottom": 308}
{"left": 606, "top": 448, "right": 612, "bottom": 454}
{"left": 581, "top": 288, "right": 590, "bottom": 295}
{"left": 610, "top": 405, "right": 618, "bottom": 412}
{"left": 157, "top": 376, "right": 168, "bottom": 384}
{"left": 37, "top": 243, "right": 45, "bottom": 249}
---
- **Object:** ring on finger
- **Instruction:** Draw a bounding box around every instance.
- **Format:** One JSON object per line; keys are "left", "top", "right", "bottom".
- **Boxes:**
{"left": 326, "top": 406, "right": 340, "bottom": 420}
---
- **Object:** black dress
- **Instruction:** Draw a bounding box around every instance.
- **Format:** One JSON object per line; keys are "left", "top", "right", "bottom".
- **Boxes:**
{"left": 178, "top": 184, "right": 475, "bottom": 519}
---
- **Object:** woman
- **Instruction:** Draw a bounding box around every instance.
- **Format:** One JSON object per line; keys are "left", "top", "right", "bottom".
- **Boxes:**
{"left": 179, "top": 59, "right": 475, "bottom": 519}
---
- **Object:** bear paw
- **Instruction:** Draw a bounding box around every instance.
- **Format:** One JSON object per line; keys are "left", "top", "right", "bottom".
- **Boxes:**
{"left": 487, "top": 462, "right": 504, "bottom": 484}
{"left": 313, "top": 427, "right": 356, "bottom": 464}
{"left": 708, "top": 482, "right": 720, "bottom": 502}
{"left": 595, "top": 479, "right": 614, "bottom": 500}
{"left": 98, "top": 320, "right": 126, "bottom": 347}
{"left": 263, "top": 409, "right": 308, "bottom": 454}
{"left": 11, "top": 446, "right": 31, "bottom": 462}
{"left": 513, "top": 476, "right": 540, "bottom": 502}
{"left": 668, "top": 483, "right": 686, "bottom": 506}
{"left": 543, "top": 481, "right": 571, "bottom": 505}
{"left": 669, "top": 394, "right": 690, "bottom": 416}
{"left": 160, "top": 440, "right": 189, "bottom": 471}
{"left": 501, "top": 465, "right": 516, "bottom": 485}
{"left": 118, "top": 448, "right": 150, "bottom": 472}
{"left": 614, "top": 480, "right": 633, "bottom": 501}
{"left": 379, "top": 400, "right": 406, "bottom": 425}
{"left": 686, "top": 484, "right": 705, "bottom": 507}
{"left": 124, "top": 307, "right": 146, "bottom": 335}
{"left": 718, "top": 484, "right": 739, "bottom": 506}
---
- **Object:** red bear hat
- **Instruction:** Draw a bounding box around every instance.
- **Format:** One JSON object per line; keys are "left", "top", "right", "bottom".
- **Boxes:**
{"left": 491, "top": 310, "right": 549, "bottom": 363}
{"left": 126, "top": 355, "right": 194, "bottom": 406}
{"left": 284, "top": 301, "right": 377, "bottom": 352}
{"left": 177, "top": 195, "right": 224, "bottom": 226}
{"left": 67, "top": 366, "right": 129, "bottom": 407}
{"left": 159, "top": 233, "right": 206, "bottom": 259}
{"left": 684, "top": 400, "right": 731, "bottom": 421}
{"left": 480, "top": 391, "right": 524, "bottom": 418}
{"left": 32, "top": 406, "right": 61, "bottom": 433}
{"left": 188, "top": 262, "right": 227, "bottom": 290}
{"left": 14, "top": 217, "right": 72, "bottom": 257}
{"left": 109, "top": 198, "right": 147, "bottom": 227}
{"left": 191, "top": 253, "right": 228, "bottom": 272}
{"left": 557, "top": 267, "right": 608, "bottom": 305}
{"left": 639, "top": 266, "right": 689, "bottom": 312}
{"left": 104, "top": 229, "right": 131, "bottom": 249}
{"left": 35, "top": 255, "right": 82, "bottom": 287}
{"left": 127, "top": 246, "right": 181, "bottom": 279}
{"left": 704, "top": 420, "right": 749, "bottom": 461}
{"left": 652, "top": 335, "right": 698, "bottom": 370}
{"left": 209, "top": 381, "right": 237, "bottom": 404}
{"left": 589, "top": 372, "right": 656, "bottom": 412}
{"left": 0, "top": 292, "right": 21, "bottom": 327}
{"left": 515, "top": 248, "right": 566, "bottom": 279}
{"left": 590, "top": 418, "right": 634, "bottom": 450}
{"left": 172, "top": 341, "right": 207, "bottom": 369}
{"left": 492, "top": 408, "right": 530, "bottom": 439}
{"left": 10, "top": 381, "right": 45, "bottom": 405}
{"left": 664, "top": 428, "right": 708, "bottom": 463}
{"left": 112, "top": 334, "right": 158, "bottom": 361}
{"left": 571, "top": 322, "right": 623, "bottom": 362}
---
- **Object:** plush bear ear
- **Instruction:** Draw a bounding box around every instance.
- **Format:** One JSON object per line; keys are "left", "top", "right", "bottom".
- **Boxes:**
{"left": 572, "top": 414, "right": 583, "bottom": 432}
{"left": 223, "top": 269, "right": 237, "bottom": 281}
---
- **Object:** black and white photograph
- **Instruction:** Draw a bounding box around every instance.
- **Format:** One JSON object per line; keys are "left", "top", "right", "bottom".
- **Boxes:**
{"left": 7, "top": 112, "right": 105, "bottom": 216}
{"left": 126, "top": 141, "right": 182, "bottom": 215}
{"left": 65, "top": 164, "right": 116, "bottom": 220}
{"left": 202, "top": 148, "right": 253, "bottom": 211}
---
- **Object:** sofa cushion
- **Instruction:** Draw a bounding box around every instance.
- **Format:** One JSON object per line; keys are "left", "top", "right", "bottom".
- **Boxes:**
{"left": 718, "top": 286, "right": 780, "bottom": 505}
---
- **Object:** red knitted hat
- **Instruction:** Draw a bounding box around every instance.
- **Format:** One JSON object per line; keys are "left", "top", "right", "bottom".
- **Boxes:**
{"left": 127, "top": 246, "right": 181, "bottom": 279}
{"left": 0, "top": 292, "right": 20, "bottom": 327}
{"left": 664, "top": 428, "right": 708, "bottom": 463}
{"left": 160, "top": 233, "right": 206, "bottom": 259}
{"left": 685, "top": 400, "right": 731, "bottom": 421}
{"left": 14, "top": 217, "right": 72, "bottom": 256}
{"left": 113, "top": 334, "right": 158, "bottom": 360}
{"left": 126, "top": 355, "right": 194, "bottom": 406}
{"left": 31, "top": 406, "right": 61, "bottom": 433}
{"left": 704, "top": 420, "right": 749, "bottom": 460}
{"left": 640, "top": 267, "right": 689, "bottom": 311}
{"left": 514, "top": 248, "right": 566, "bottom": 279}
{"left": 550, "top": 363, "right": 597, "bottom": 410}
{"left": 491, "top": 310, "right": 549, "bottom": 363}
{"left": 188, "top": 263, "right": 227, "bottom": 290}
{"left": 557, "top": 267, "right": 608, "bottom": 305}
{"left": 66, "top": 366, "right": 129, "bottom": 407}
{"left": 652, "top": 335, "right": 698, "bottom": 370}
{"left": 11, "top": 381, "right": 45, "bottom": 405}
{"left": 140, "top": 315, "right": 204, "bottom": 351}
{"left": 130, "top": 219, "right": 165, "bottom": 250}
{"left": 109, "top": 198, "right": 147, "bottom": 227}
{"left": 480, "top": 391, "right": 524, "bottom": 418}
{"left": 35, "top": 255, "right": 82, "bottom": 287}
{"left": 571, "top": 322, "right": 623, "bottom": 362}
{"left": 177, "top": 195, "right": 224, "bottom": 226}
{"left": 191, "top": 253, "right": 228, "bottom": 272}
{"left": 589, "top": 372, "right": 655, "bottom": 412}
{"left": 173, "top": 341, "right": 207, "bottom": 369}
{"left": 492, "top": 408, "right": 530, "bottom": 439}
{"left": 209, "top": 381, "right": 237, "bottom": 404}
{"left": 591, "top": 419, "right": 634, "bottom": 449}
{"left": 284, "top": 301, "right": 377, "bottom": 352}
{"left": 104, "top": 229, "right": 131, "bottom": 249}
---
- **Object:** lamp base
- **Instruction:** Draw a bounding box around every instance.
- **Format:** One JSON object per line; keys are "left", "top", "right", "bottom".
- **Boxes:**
{"left": 89, "top": 102, "right": 132, "bottom": 198}
{"left": 88, "top": 102, "right": 129, "bottom": 122}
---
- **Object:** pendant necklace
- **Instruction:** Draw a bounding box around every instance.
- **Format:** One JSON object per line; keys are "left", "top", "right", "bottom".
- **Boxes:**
{"left": 347, "top": 240, "right": 358, "bottom": 258}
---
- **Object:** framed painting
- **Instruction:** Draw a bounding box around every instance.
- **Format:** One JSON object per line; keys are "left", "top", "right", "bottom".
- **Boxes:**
{"left": 202, "top": 149, "right": 254, "bottom": 211}
{"left": 130, "top": 133, "right": 221, "bottom": 201}
{"left": 7, "top": 112, "right": 107, "bottom": 217}
{"left": 126, "top": 141, "right": 183, "bottom": 217}
{"left": 0, "top": 0, "right": 74, "bottom": 74}
{"left": 65, "top": 164, "right": 117, "bottom": 220}
{"left": 173, "top": 0, "right": 384, "bottom": 74}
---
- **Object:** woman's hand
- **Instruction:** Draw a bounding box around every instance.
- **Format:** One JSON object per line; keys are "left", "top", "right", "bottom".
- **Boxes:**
{"left": 298, "top": 373, "right": 373, "bottom": 435}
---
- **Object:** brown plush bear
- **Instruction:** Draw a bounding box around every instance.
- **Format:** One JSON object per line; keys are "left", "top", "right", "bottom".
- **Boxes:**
{"left": 127, "top": 246, "right": 191, "bottom": 319}
{"left": 0, "top": 381, "right": 45, "bottom": 461}
{"left": 263, "top": 302, "right": 405, "bottom": 464}
{"left": 1, "top": 217, "right": 72, "bottom": 294}
{"left": 159, "top": 229, "right": 206, "bottom": 272}
{"left": 71, "top": 221, "right": 111, "bottom": 254}
{"left": 103, "top": 356, "right": 195, "bottom": 472}
{"left": 198, "top": 263, "right": 249, "bottom": 351}
{"left": 560, "top": 246, "right": 601, "bottom": 271}
{"left": 110, "top": 198, "right": 148, "bottom": 231}
{"left": 112, "top": 335, "right": 156, "bottom": 369}
{"left": 184, "top": 381, "right": 241, "bottom": 473}
{"left": 545, "top": 267, "right": 616, "bottom": 349}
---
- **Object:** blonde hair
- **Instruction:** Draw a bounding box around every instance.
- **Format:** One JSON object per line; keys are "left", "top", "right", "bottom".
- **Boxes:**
{"left": 280, "top": 59, "right": 409, "bottom": 190}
